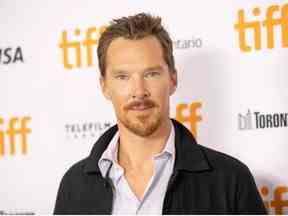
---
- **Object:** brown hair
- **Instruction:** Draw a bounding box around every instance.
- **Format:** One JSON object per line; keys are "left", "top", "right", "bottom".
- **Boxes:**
{"left": 97, "top": 13, "right": 176, "bottom": 77}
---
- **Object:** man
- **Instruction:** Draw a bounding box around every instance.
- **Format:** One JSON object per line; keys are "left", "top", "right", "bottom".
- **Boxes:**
{"left": 54, "top": 13, "right": 267, "bottom": 214}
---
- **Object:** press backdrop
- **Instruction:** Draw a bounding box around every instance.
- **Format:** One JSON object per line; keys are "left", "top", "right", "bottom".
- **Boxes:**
{"left": 1, "top": 0, "right": 288, "bottom": 214}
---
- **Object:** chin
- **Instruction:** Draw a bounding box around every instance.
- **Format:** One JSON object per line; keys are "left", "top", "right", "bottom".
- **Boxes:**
{"left": 121, "top": 114, "right": 163, "bottom": 137}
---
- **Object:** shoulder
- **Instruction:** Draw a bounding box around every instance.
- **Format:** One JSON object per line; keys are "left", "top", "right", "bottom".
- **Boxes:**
{"left": 194, "top": 146, "right": 266, "bottom": 213}
{"left": 55, "top": 156, "right": 104, "bottom": 200}
{"left": 194, "top": 145, "right": 262, "bottom": 204}
{"left": 54, "top": 157, "right": 108, "bottom": 214}
{"left": 63, "top": 158, "right": 87, "bottom": 175}
{"left": 198, "top": 144, "right": 251, "bottom": 176}
{"left": 58, "top": 157, "right": 96, "bottom": 188}
{"left": 172, "top": 119, "right": 252, "bottom": 177}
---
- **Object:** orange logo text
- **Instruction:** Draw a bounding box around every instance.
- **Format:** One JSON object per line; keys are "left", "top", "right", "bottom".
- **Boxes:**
{"left": 59, "top": 26, "right": 106, "bottom": 69}
{"left": 260, "top": 185, "right": 288, "bottom": 214}
{"left": 0, "top": 116, "right": 31, "bottom": 156}
{"left": 176, "top": 102, "right": 202, "bottom": 138}
{"left": 234, "top": 3, "right": 288, "bottom": 52}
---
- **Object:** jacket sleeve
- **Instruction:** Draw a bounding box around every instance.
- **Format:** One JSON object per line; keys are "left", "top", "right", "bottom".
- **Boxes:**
{"left": 235, "top": 165, "right": 267, "bottom": 214}
{"left": 54, "top": 173, "right": 71, "bottom": 215}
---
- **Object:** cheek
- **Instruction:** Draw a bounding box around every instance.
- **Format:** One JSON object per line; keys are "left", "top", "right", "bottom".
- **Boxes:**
{"left": 150, "top": 86, "right": 171, "bottom": 108}
{"left": 150, "top": 82, "right": 171, "bottom": 97}
{"left": 110, "top": 89, "right": 129, "bottom": 109}
{"left": 109, "top": 81, "right": 131, "bottom": 96}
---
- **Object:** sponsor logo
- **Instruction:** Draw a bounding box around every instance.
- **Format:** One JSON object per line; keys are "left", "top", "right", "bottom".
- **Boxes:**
{"left": 0, "top": 47, "right": 24, "bottom": 64}
{"left": 173, "top": 37, "right": 203, "bottom": 49}
{"left": 260, "top": 185, "right": 288, "bottom": 214}
{"left": 234, "top": 3, "right": 288, "bottom": 52}
{"left": 65, "top": 121, "right": 112, "bottom": 139}
{"left": 238, "top": 110, "right": 287, "bottom": 130}
{"left": 0, "top": 116, "right": 31, "bottom": 157}
{"left": 0, "top": 210, "right": 35, "bottom": 215}
{"left": 175, "top": 102, "right": 202, "bottom": 139}
{"left": 59, "top": 26, "right": 106, "bottom": 69}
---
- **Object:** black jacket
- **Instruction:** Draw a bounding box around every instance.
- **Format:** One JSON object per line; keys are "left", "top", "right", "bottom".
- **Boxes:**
{"left": 54, "top": 119, "right": 267, "bottom": 214}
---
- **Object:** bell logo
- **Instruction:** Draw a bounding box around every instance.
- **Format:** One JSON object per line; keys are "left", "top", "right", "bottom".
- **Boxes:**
{"left": 234, "top": 3, "right": 288, "bottom": 52}
{"left": 238, "top": 109, "right": 253, "bottom": 130}
{"left": 176, "top": 102, "right": 202, "bottom": 139}
{"left": 260, "top": 185, "right": 288, "bottom": 214}
{"left": 0, "top": 116, "right": 31, "bottom": 157}
{"left": 59, "top": 26, "right": 106, "bottom": 69}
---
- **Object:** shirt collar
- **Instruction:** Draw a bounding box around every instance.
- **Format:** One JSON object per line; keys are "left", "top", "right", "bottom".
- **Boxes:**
{"left": 152, "top": 120, "right": 175, "bottom": 159}
{"left": 99, "top": 131, "right": 119, "bottom": 163}
{"left": 98, "top": 131, "right": 119, "bottom": 178}
{"left": 98, "top": 120, "right": 175, "bottom": 178}
{"left": 84, "top": 119, "right": 212, "bottom": 174}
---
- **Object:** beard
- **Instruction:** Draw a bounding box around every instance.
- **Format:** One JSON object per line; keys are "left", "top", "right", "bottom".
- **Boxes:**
{"left": 117, "top": 99, "right": 163, "bottom": 137}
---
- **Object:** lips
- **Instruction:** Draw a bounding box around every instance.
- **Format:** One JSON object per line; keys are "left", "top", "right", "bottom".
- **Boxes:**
{"left": 126, "top": 100, "right": 156, "bottom": 111}
{"left": 130, "top": 104, "right": 154, "bottom": 111}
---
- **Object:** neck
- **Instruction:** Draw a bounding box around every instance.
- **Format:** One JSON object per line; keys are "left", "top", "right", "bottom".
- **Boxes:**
{"left": 117, "top": 118, "right": 172, "bottom": 170}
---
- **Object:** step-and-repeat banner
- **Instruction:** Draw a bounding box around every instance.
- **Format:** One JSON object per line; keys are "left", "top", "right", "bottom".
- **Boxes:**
{"left": 1, "top": 0, "right": 288, "bottom": 214}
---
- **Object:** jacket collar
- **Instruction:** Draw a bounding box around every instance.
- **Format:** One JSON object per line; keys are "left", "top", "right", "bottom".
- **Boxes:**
{"left": 84, "top": 119, "right": 212, "bottom": 174}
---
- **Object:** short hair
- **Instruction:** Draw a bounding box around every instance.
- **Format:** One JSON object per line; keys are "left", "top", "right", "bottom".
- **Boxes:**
{"left": 97, "top": 13, "right": 176, "bottom": 77}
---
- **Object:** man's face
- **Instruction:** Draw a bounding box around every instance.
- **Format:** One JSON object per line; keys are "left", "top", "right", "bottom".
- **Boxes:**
{"left": 100, "top": 36, "right": 177, "bottom": 137}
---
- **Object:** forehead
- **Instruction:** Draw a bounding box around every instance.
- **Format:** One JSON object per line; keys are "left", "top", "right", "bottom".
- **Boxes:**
{"left": 105, "top": 36, "right": 166, "bottom": 72}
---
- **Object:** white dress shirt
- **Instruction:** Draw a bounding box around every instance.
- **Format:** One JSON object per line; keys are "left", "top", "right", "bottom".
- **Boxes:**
{"left": 98, "top": 121, "right": 175, "bottom": 214}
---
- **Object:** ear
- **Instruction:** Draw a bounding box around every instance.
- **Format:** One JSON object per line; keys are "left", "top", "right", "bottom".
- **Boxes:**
{"left": 100, "top": 76, "right": 112, "bottom": 100}
{"left": 169, "top": 70, "right": 177, "bottom": 95}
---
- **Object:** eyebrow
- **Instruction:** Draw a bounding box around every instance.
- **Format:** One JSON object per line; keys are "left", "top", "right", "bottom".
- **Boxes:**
{"left": 111, "top": 65, "right": 164, "bottom": 75}
{"left": 112, "top": 70, "right": 128, "bottom": 75}
{"left": 143, "top": 66, "right": 164, "bottom": 72}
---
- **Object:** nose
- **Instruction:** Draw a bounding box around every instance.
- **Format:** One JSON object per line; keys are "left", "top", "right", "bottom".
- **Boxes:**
{"left": 131, "top": 76, "right": 150, "bottom": 100}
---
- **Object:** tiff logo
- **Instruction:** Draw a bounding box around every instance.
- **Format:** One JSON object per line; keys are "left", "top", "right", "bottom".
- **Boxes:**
{"left": 0, "top": 116, "right": 31, "bottom": 156}
{"left": 260, "top": 186, "right": 288, "bottom": 214}
{"left": 176, "top": 102, "right": 202, "bottom": 139}
{"left": 59, "top": 26, "right": 106, "bottom": 69}
{"left": 234, "top": 3, "right": 288, "bottom": 52}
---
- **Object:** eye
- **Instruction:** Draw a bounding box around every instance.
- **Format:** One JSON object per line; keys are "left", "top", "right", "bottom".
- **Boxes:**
{"left": 145, "top": 71, "right": 160, "bottom": 78}
{"left": 115, "top": 74, "right": 129, "bottom": 80}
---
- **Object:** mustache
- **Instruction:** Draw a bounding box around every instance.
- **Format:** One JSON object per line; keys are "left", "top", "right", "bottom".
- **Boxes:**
{"left": 124, "top": 99, "right": 157, "bottom": 110}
